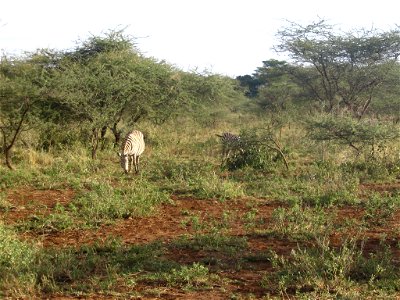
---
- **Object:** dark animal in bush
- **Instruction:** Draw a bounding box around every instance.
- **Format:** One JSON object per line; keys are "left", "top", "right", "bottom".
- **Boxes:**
{"left": 216, "top": 132, "right": 242, "bottom": 165}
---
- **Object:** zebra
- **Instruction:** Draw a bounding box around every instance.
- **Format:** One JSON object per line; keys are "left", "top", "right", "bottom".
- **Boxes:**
{"left": 216, "top": 132, "right": 242, "bottom": 165}
{"left": 118, "top": 130, "right": 145, "bottom": 174}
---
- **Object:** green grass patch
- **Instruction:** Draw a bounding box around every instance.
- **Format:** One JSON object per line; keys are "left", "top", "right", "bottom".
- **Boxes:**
{"left": 0, "top": 222, "right": 39, "bottom": 298}
{"left": 74, "top": 178, "right": 171, "bottom": 225}
{"left": 264, "top": 205, "right": 335, "bottom": 241}
{"left": 263, "top": 235, "right": 400, "bottom": 297}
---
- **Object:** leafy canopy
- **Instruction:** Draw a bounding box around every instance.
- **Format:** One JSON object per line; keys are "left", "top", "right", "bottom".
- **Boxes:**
{"left": 275, "top": 20, "right": 400, "bottom": 117}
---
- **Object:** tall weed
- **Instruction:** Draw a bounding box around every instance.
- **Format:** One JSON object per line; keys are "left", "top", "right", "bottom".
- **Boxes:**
{"left": 75, "top": 179, "right": 170, "bottom": 224}
{"left": 0, "top": 223, "right": 38, "bottom": 297}
{"left": 264, "top": 235, "right": 398, "bottom": 297}
{"left": 268, "top": 205, "right": 334, "bottom": 240}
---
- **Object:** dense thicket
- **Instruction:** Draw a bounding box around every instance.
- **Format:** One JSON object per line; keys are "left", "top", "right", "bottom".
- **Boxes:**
{"left": 236, "top": 21, "right": 400, "bottom": 165}
{"left": 1, "top": 22, "right": 399, "bottom": 169}
{"left": 0, "top": 31, "right": 243, "bottom": 167}
{"left": 239, "top": 21, "right": 400, "bottom": 117}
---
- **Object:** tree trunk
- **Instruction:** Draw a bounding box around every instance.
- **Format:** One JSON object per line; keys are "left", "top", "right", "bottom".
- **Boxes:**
{"left": 91, "top": 128, "right": 99, "bottom": 159}
{"left": 1, "top": 134, "right": 15, "bottom": 170}
{"left": 4, "top": 146, "right": 14, "bottom": 170}
{"left": 111, "top": 123, "right": 122, "bottom": 148}
{"left": 100, "top": 126, "right": 107, "bottom": 150}
{"left": 268, "top": 136, "right": 289, "bottom": 170}
{"left": 1, "top": 103, "right": 30, "bottom": 170}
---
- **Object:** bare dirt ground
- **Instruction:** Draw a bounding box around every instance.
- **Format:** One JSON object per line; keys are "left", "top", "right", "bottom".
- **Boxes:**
{"left": 2, "top": 182, "right": 400, "bottom": 299}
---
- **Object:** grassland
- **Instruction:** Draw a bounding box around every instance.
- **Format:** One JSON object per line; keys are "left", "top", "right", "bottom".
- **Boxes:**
{"left": 1, "top": 112, "right": 399, "bottom": 299}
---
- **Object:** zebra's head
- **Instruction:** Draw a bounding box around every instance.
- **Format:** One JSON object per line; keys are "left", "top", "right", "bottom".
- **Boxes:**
{"left": 118, "top": 152, "right": 130, "bottom": 174}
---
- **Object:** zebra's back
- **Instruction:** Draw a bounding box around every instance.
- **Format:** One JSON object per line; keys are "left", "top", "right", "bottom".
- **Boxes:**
{"left": 121, "top": 130, "right": 145, "bottom": 156}
{"left": 216, "top": 132, "right": 242, "bottom": 166}
{"left": 217, "top": 132, "right": 240, "bottom": 145}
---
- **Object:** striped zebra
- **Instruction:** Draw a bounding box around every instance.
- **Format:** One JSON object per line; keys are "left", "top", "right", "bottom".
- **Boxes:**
{"left": 216, "top": 132, "right": 242, "bottom": 165}
{"left": 118, "top": 130, "right": 145, "bottom": 174}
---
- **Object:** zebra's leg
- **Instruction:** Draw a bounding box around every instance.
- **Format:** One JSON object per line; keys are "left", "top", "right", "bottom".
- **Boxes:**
{"left": 129, "top": 155, "right": 134, "bottom": 173}
{"left": 222, "top": 149, "right": 231, "bottom": 166}
{"left": 221, "top": 147, "right": 227, "bottom": 166}
{"left": 226, "top": 149, "right": 231, "bottom": 161}
{"left": 221, "top": 151, "right": 225, "bottom": 166}
{"left": 135, "top": 155, "right": 140, "bottom": 174}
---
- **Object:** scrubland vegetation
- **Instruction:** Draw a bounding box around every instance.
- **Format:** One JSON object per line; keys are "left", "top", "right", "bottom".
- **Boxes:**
{"left": 0, "top": 21, "right": 400, "bottom": 299}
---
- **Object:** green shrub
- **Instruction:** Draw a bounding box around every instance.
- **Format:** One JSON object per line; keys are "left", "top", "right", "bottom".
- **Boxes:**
{"left": 264, "top": 235, "right": 398, "bottom": 296}
{"left": 188, "top": 173, "right": 245, "bottom": 200}
{"left": 0, "top": 167, "right": 37, "bottom": 188}
{"left": 363, "top": 194, "right": 400, "bottom": 225}
{"left": 164, "top": 263, "right": 215, "bottom": 289}
{"left": 17, "top": 204, "right": 77, "bottom": 233}
{"left": 75, "top": 179, "right": 170, "bottom": 224}
{"left": 0, "top": 223, "right": 38, "bottom": 296}
{"left": 269, "top": 205, "right": 334, "bottom": 240}
{"left": 342, "top": 158, "right": 400, "bottom": 182}
{"left": 307, "top": 114, "right": 400, "bottom": 156}
{"left": 224, "top": 130, "right": 287, "bottom": 171}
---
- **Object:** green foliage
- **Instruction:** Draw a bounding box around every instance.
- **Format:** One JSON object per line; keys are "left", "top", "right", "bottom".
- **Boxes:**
{"left": 341, "top": 157, "right": 400, "bottom": 182}
{"left": 255, "top": 59, "right": 302, "bottom": 110}
{"left": 293, "top": 160, "right": 360, "bottom": 206}
{"left": 177, "top": 212, "right": 247, "bottom": 253}
{"left": 351, "top": 244, "right": 398, "bottom": 289}
{"left": 0, "top": 52, "right": 54, "bottom": 168}
{"left": 148, "top": 158, "right": 244, "bottom": 199}
{"left": 149, "top": 158, "right": 209, "bottom": 182}
{"left": 41, "top": 31, "right": 243, "bottom": 158}
{"left": 369, "top": 63, "right": 400, "bottom": 119}
{"left": 0, "top": 166, "right": 38, "bottom": 188}
{"left": 308, "top": 114, "right": 400, "bottom": 155}
{"left": 1, "top": 23, "right": 400, "bottom": 299}
{"left": 188, "top": 173, "right": 245, "bottom": 200}
{"left": 0, "top": 30, "right": 245, "bottom": 164}
{"left": 363, "top": 194, "right": 400, "bottom": 225}
{"left": 224, "top": 128, "right": 289, "bottom": 171}
{"left": 35, "top": 240, "right": 175, "bottom": 294}
{"left": 65, "top": 29, "right": 136, "bottom": 61}
{"left": 266, "top": 237, "right": 359, "bottom": 294}
{"left": 242, "top": 207, "right": 261, "bottom": 231}
{"left": 236, "top": 74, "right": 262, "bottom": 97}
{"left": 224, "top": 133, "right": 272, "bottom": 171}
{"left": 180, "top": 72, "right": 239, "bottom": 104}
{"left": 17, "top": 204, "right": 77, "bottom": 233}
{"left": 0, "top": 223, "right": 38, "bottom": 296}
{"left": 0, "top": 223, "right": 37, "bottom": 275}
{"left": 269, "top": 205, "right": 334, "bottom": 240}
{"left": 264, "top": 236, "right": 398, "bottom": 296}
{"left": 75, "top": 179, "right": 170, "bottom": 224}
{"left": 163, "top": 263, "right": 216, "bottom": 289}
{"left": 54, "top": 47, "right": 146, "bottom": 157}
{"left": 276, "top": 20, "right": 400, "bottom": 116}
{"left": 38, "top": 123, "right": 86, "bottom": 151}
{"left": 228, "top": 156, "right": 362, "bottom": 204}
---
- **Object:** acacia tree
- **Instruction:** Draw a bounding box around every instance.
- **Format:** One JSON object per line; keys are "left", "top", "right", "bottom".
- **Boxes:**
{"left": 54, "top": 31, "right": 139, "bottom": 157}
{"left": 236, "top": 75, "right": 262, "bottom": 98}
{"left": 55, "top": 31, "right": 184, "bottom": 157}
{"left": 0, "top": 53, "right": 53, "bottom": 169}
{"left": 56, "top": 50, "right": 140, "bottom": 158}
{"left": 102, "top": 55, "right": 183, "bottom": 148}
{"left": 308, "top": 113, "right": 400, "bottom": 158}
{"left": 254, "top": 59, "right": 302, "bottom": 111}
{"left": 275, "top": 20, "right": 400, "bottom": 118}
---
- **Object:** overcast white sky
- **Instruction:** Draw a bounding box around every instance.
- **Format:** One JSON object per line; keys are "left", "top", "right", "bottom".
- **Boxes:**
{"left": 1, "top": 0, "right": 399, "bottom": 77}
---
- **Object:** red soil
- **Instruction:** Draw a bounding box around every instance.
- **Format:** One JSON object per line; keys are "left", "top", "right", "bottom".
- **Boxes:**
{"left": 2, "top": 182, "right": 400, "bottom": 299}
